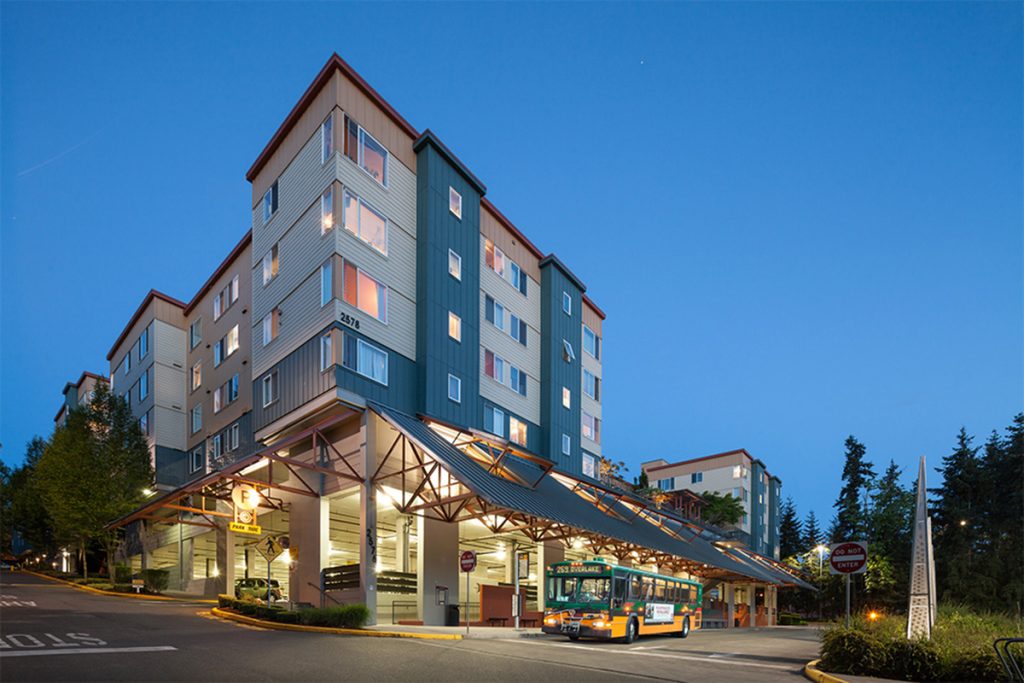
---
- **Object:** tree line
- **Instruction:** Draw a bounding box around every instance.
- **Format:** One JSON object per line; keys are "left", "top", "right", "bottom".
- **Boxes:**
{"left": 0, "top": 384, "right": 153, "bottom": 577}
{"left": 779, "top": 413, "right": 1022, "bottom": 616}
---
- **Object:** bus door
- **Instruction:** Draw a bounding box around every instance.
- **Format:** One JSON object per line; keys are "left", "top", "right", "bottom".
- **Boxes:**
{"left": 611, "top": 573, "right": 627, "bottom": 612}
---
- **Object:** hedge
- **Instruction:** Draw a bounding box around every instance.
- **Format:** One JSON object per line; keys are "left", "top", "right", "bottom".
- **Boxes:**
{"left": 114, "top": 564, "right": 133, "bottom": 584}
{"left": 217, "top": 595, "right": 370, "bottom": 629}
{"left": 141, "top": 568, "right": 169, "bottom": 593}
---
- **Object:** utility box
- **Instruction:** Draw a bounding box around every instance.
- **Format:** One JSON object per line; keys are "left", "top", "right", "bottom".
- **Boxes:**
{"left": 445, "top": 604, "right": 460, "bottom": 627}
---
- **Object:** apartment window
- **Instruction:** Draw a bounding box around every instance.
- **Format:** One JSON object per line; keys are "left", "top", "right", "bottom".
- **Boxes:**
{"left": 215, "top": 325, "right": 240, "bottom": 366}
{"left": 732, "top": 465, "right": 746, "bottom": 479}
{"left": 321, "top": 186, "right": 334, "bottom": 234}
{"left": 583, "top": 370, "right": 600, "bottom": 401}
{"left": 562, "top": 387, "right": 571, "bottom": 409}
{"left": 190, "top": 319, "right": 202, "bottom": 349}
{"left": 229, "top": 423, "right": 240, "bottom": 451}
{"left": 139, "top": 412, "right": 149, "bottom": 436}
{"left": 344, "top": 116, "right": 388, "bottom": 186}
{"left": 448, "top": 312, "right": 461, "bottom": 342}
{"left": 213, "top": 275, "right": 240, "bottom": 320}
{"left": 263, "top": 180, "right": 279, "bottom": 223}
{"left": 582, "top": 411, "right": 600, "bottom": 443}
{"left": 448, "top": 249, "right": 461, "bottom": 281}
{"left": 509, "top": 416, "right": 527, "bottom": 447}
{"left": 320, "top": 260, "right": 333, "bottom": 307}
{"left": 483, "top": 349, "right": 526, "bottom": 396}
{"left": 262, "top": 371, "right": 278, "bottom": 407}
{"left": 447, "top": 374, "right": 461, "bottom": 403}
{"left": 449, "top": 187, "right": 462, "bottom": 219}
{"left": 484, "top": 406, "right": 505, "bottom": 438}
{"left": 262, "top": 310, "right": 280, "bottom": 346}
{"left": 211, "top": 434, "right": 223, "bottom": 459}
{"left": 485, "top": 295, "right": 527, "bottom": 346}
{"left": 122, "top": 353, "right": 130, "bottom": 375}
{"left": 342, "top": 260, "right": 387, "bottom": 323}
{"left": 123, "top": 391, "right": 130, "bottom": 408}
{"left": 191, "top": 404, "right": 202, "bottom": 434}
{"left": 562, "top": 340, "right": 575, "bottom": 363}
{"left": 191, "top": 362, "right": 201, "bottom": 391}
{"left": 562, "top": 292, "right": 572, "bottom": 315}
{"left": 262, "top": 245, "right": 279, "bottom": 286}
{"left": 213, "top": 384, "right": 222, "bottom": 413}
{"left": 349, "top": 338, "right": 388, "bottom": 385}
{"left": 691, "top": 472, "right": 703, "bottom": 484}
{"left": 190, "top": 447, "right": 204, "bottom": 474}
{"left": 138, "top": 328, "right": 149, "bottom": 360}
{"left": 342, "top": 189, "right": 388, "bottom": 256}
{"left": 583, "top": 325, "right": 600, "bottom": 360}
{"left": 484, "top": 238, "right": 528, "bottom": 295}
{"left": 138, "top": 371, "right": 149, "bottom": 401}
{"left": 582, "top": 453, "right": 597, "bottom": 479}
{"left": 657, "top": 478, "right": 674, "bottom": 491}
{"left": 561, "top": 434, "right": 571, "bottom": 456}
{"left": 321, "top": 113, "right": 333, "bottom": 163}
{"left": 320, "top": 332, "right": 333, "bottom": 371}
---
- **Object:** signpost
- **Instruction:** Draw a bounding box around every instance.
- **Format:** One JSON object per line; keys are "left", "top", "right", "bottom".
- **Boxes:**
{"left": 256, "top": 535, "right": 286, "bottom": 604}
{"left": 830, "top": 541, "right": 868, "bottom": 627}
{"left": 460, "top": 550, "right": 476, "bottom": 635}
{"left": 514, "top": 551, "right": 529, "bottom": 631}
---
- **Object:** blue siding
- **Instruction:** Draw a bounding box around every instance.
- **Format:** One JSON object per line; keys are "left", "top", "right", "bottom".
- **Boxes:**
{"left": 480, "top": 398, "right": 543, "bottom": 454}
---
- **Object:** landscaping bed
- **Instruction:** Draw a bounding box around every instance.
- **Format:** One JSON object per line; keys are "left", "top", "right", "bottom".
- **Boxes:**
{"left": 216, "top": 595, "right": 370, "bottom": 629}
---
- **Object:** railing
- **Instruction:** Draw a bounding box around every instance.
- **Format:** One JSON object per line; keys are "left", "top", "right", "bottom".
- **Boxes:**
{"left": 307, "top": 581, "right": 341, "bottom": 608}
{"left": 994, "top": 638, "right": 1024, "bottom": 681}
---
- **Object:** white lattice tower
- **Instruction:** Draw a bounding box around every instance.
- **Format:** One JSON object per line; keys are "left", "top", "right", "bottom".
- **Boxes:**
{"left": 907, "top": 455, "right": 936, "bottom": 639}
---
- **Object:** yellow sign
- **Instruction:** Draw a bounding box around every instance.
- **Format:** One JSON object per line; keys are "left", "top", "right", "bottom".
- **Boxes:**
{"left": 255, "top": 535, "right": 284, "bottom": 563}
{"left": 229, "top": 522, "right": 262, "bottom": 535}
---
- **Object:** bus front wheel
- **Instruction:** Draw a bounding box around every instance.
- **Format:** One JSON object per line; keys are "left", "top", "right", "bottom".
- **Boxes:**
{"left": 679, "top": 616, "right": 691, "bottom": 639}
{"left": 624, "top": 617, "right": 638, "bottom": 644}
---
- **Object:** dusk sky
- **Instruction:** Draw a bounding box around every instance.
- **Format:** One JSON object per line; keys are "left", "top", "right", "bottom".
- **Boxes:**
{"left": 2, "top": 2, "right": 1020, "bottom": 528}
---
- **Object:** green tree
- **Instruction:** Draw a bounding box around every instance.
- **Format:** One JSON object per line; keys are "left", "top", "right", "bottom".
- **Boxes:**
{"left": 35, "top": 385, "right": 152, "bottom": 577}
{"left": 633, "top": 470, "right": 649, "bottom": 490}
{"left": 831, "top": 436, "right": 875, "bottom": 542}
{"left": 0, "top": 461, "right": 12, "bottom": 553}
{"left": 931, "top": 427, "right": 985, "bottom": 604}
{"left": 975, "top": 415, "right": 1024, "bottom": 611}
{"left": 700, "top": 491, "right": 744, "bottom": 526}
{"left": 8, "top": 437, "right": 55, "bottom": 554}
{"left": 865, "top": 460, "right": 913, "bottom": 609}
{"left": 779, "top": 496, "right": 803, "bottom": 559}
{"left": 802, "top": 510, "right": 822, "bottom": 550}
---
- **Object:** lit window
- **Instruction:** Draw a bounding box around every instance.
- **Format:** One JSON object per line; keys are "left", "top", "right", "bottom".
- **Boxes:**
{"left": 321, "top": 113, "right": 333, "bottom": 163}
{"left": 583, "top": 370, "right": 599, "bottom": 401}
{"left": 691, "top": 472, "right": 703, "bottom": 484}
{"left": 483, "top": 350, "right": 526, "bottom": 396}
{"left": 320, "top": 260, "right": 333, "bottom": 307}
{"left": 449, "top": 187, "right": 462, "bottom": 219}
{"left": 262, "top": 311, "right": 279, "bottom": 346}
{"left": 561, "top": 434, "right": 571, "bottom": 456}
{"left": 343, "top": 189, "right": 388, "bottom": 255}
{"left": 562, "top": 292, "right": 572, "bottom": 315}
{"left": 582, "top": 453, "right": 597, "bottom": 479}
{"left": 321, "top": 186, "right": 334, "bottom": 234}
{"left": 448, "top": 312, "right": 461, "bottom": 342}
{"left": 562, "top": 387, "right": 571, "bottom": 409}
{"left": 262, "top": 245, "right": 279, "bottom": 286}
{"left": 190, "top": 319, "right": 202, "bottom": 349}
{"left": 138, "top": 328, "right": 149, "bottom": 359}
{"left": 448, "top": 374, "right": 461, "bottom": 403}
{"left": 484, "top": 239, "right": 527, "bottom": 295}
{"left": 342, "top": 260, "right": 388, "bottom": 323}
{"left": 448, "top": 249, "right": 461, "bottom": 281}
{"left": 138, "top": 371, "right": 148, "bottom": 401}
{"left": 227, "top": 325, "right": 239, "bottom": 356}
{"left": 213, "top": 384, "right": 222, "bottom": 413}
{"left": 485, "top": 406, "right": 505, "bottom": 438}
{"left": 732, "top": 465, "right": 745, "bottom": 479}
{"left": 262, "top": 371, "right": 278, "bottom": 407}
{"left": 191, "top": 404, "right": 202, "bottom": 433}
{"left": 262, "top": 180, "right": 278, "bottom": 223}
{"left": 320, "top": 332, "right": 333, "bottom": 371}
{"left": 509, "top": 416, "right": 527, "bottom": 447}
{"left": 344, "top": 116, "right": 388, "bottom": 186}
{"left": 562, "top": 340, "right": 575, "bottom": 363}
{"left": 354, "top": 339, "right": 388, "bottom": 385}
{"left": 583, "top": 325, "right": 600, "bottom": 360}
{"left": 582, "top": 411, "right": 600, "bottom": 443}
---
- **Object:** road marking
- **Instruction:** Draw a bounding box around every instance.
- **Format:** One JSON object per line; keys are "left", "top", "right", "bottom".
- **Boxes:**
{"left": 0, "top": 646, "right": 177, "bottom": 658}
{"left": 536, "top": 642, "right": 793, "bottom": 671}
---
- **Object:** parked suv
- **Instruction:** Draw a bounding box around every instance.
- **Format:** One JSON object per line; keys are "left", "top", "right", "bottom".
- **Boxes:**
{"left": 234, "top": 578, "right": 284, "bottom": 603}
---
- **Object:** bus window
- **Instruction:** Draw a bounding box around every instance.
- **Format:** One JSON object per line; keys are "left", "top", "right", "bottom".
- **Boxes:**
{"left": 671, "top": 582, "right": 680, "bottom": 603}
{"left": 629, "top": 575, "right": 642, "bottom": 600}
{"left": 612, "top": 576, "right": 627, "bottom": 607}
{"left": 548, "top": 577, "right": 579, "bottom": 603}
{"left": 642, "top": 577, "right": 654, "bottom": 601}
{"left": 654, "top": 579, "right": 667, "bottom": 601}
{"left": 688, "top": 586, "right": 697, "bottom": 604}
{"left": 577, "top": 577, "right": 611, "bottom": 605}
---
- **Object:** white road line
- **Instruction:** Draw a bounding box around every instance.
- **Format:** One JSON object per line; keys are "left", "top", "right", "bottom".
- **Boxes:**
{"left": 536, "top": 642, "right": 792, "bottom": 671}
{"left": 0, "top": 646, "right": 177, "bottom": 658}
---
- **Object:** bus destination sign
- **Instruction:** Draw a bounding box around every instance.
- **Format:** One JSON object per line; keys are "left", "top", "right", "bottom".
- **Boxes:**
{"left": 553, "top": 564, "right": 606, "bottom": 575}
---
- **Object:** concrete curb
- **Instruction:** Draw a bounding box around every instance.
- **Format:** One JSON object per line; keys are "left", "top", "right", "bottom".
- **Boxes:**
{"left": 22, "top": 569, "right": 217, "bottom": 604}
{"left": 210, "top": 608, "right": 463, "bottom": 640}
{"left": 804, "top": 659, "right": 850, "bottom": 683}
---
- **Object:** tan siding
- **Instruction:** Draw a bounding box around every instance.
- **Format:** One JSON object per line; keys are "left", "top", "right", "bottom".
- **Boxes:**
{"left": 478, "top": 345, "right": 541, "bottom": 425}
{"left": 480, "top": 207, "right": 541, "bottom": 283}
{"left": 582, "top": 303, "right": 603, "bottom": 335}
{"left": 252, "top": 270, "right": 334, "bottom": 378}
{"left": 152, "top": 404, "right": 186, "bottom": 451}
{"left": 153, "top": 359, "right": 185, "bottom": 413}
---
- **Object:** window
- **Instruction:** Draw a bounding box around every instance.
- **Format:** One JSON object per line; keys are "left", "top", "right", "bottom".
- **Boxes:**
{"left": 448, "top": 312, "right": 461, "bottom": 342}
{"left": 190, "top": 447, "right": 205, "bottom": 474}
{"left": 213, "top": 275, "right": 240, "bottom": 320}
{"left": 562, "top": 340, "right": 576, "bottom": 363}
{"left": 321, "top": 113, "right": 333, "bottom": 163}
{"left": 582, "top": 411, "right": 600, "bottom": 443}
{"left": 509, "top": 416, "right": 527, "bottom": 447}
{"left": 562, "top": 292, "right": 572, "bottom": 315}
{"left": 485, "top": 295, "right": 527, "bottom": 346}
{"left": 732, "top": 465, "right": 747, "bottom": 479}
{"left": 583, "top": 325, "right": 600, "bottom": 360}
{"left": 447, "top": 374, "right": 461, "bottom": 403}
{"left": 320, "top": 332, "right": 333, "bottom": 371}
{"left": 211, "top": 434, "right": 223, "bottom": 459}
{"left": 262, "top": 310, "right": 280, "bottom": 346}
{"left": 449, "top": 187, "right": 462, "bottom": 219}
{"left": 342, "top": 189, "right": 388, "bottom": 256}
{"left": 213, "top": 384, "right": 222, "bottom": 413}
{"left": 562, "top": 387, "right": 571, "bottom": 409}
{"left": 190, "top": 319, "right": 202, "bottom": 349}
{"left": 138, "top": 371, "right": 149, "bottom": 401}
{"left": 483, "top": 350, "right": 526, "bottom": 396}
{"left": 321, "top": 186, "right": 334, "bottom": 234}
{"left": 262, "top": 245, "right": 279, "bottom": 286}
{"left": 191, "top": 404, "right": 202, "bottom": 433}
{"left": 561, "top": 434, "right": 571, "bottom": 456}
{"left": 122, "top": 353, "right": 130, "bottom": 375}
{"left": 138, "top": 328, "right": 149, "bottom": 359}
{"left": 582, "top": 453, "right": 597, "bottom": 479}
{"left": 228, "top": 374, "right": 239, "bottom": 402}
{"left": 657, "top": 477, "right": 674, "bottom": 491}
{"left": 691, "top": 472, "right": 703, "bottom": 484}
{"left": 320, "top": 260, "right": 333, "bottom": 307}
{"left": 263, "top": 180, "right": 278, "bottom": 223}
{"left": 123, "top": 391, "right": 130, "bottom": 408}
{"left": 139, "top": 412, "right": 149, "bottom": 436}
{"left": 215, "top": 325, "right": 240, "bottom": 366}
{"left": 341, "top": 260, "right": 387, "bottom": 322}
{"left": 344, "top": 116, "right": 388, "bottom": 186}
{"left": 262, "top": 371, "right": 278, "bottom": 407}
{"left": 484, "top": 238, "right": 527, "bottom": 295}
{"left": 583, "top": 370, "right": 600, "bottom": 401}
{"left": 484, "top": 406, "right": 505, "bottom": 438}
{"left": 448, "top": 249, "right": 461, "bottom": 281}
{"left": 354, "top": 338, "right": 388, "bottom": 385}
{"left": 229, "top": 423, "right": 240, "bottom": 451}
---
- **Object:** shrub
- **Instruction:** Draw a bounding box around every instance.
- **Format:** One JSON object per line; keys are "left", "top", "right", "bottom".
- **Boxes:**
{"left": 299, "top": 604, "right": 371, "bottom": 629}
{"left": 883, "top": 638, "right": 941, "bottom": 682}
{"left": 779, "top": 613, "right": 807, "bottom": 626}
{"left": 820, "top": 628, "right": 888, "bottom": 675}
{"left": 110, "top": 583, "right": 134, "bottom": 593}
{"left": 141, "top": 568, "right": 169, "bottom": 593}
{"left": 114, "top": 564, "right": 132, "bottom": 584}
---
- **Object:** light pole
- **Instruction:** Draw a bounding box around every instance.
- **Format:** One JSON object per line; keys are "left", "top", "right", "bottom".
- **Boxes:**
{"left": 814, "top": 545, "right": 828, "bottom": 621}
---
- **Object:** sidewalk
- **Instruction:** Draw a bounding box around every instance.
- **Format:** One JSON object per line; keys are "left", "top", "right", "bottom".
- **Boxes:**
{"left": 368, "top": 623, "right": 547, "bottom": 640}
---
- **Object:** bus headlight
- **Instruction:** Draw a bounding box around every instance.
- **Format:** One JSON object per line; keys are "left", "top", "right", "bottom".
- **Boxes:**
{"left": 544, "top": 617, "right": 558, "bottom": 626}
{"left": 592, "top": 620, "right": 607, "bottom": 629}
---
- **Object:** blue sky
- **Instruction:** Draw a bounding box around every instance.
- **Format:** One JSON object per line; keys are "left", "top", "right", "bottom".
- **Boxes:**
{"left": 2, "top": 2, "right": 1020, "bottom": 529}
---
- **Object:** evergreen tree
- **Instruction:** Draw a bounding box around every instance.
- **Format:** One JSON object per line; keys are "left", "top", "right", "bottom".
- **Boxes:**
{"left": 700, "top": 491, "right": 745, "bottom": 526}
{"left": 832, "top": 436, "right": 875, "bottom": 541}
{"left": 9, "top": 437, "right": 55, "bottom": 554}
{"left": 802, "top": 510, "right": 822, "bottom": 550}
{"left": 779, "top": 496, "right": 803, "bottom": 559}
{"left": 979, "top": 415, "right": 1024, "bottom": 611}
{"left": 866, "top": 460, "right": 914, "bottom": 609}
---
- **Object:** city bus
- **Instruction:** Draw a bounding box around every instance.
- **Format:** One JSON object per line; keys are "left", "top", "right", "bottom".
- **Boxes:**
{"left": 542, "top": 560, "right": 702, "bottom": 643}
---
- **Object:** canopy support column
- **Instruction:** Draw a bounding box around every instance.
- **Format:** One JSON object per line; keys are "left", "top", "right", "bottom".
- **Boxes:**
{"left": 418, "top": 514, "right": 459, "bottom": 626}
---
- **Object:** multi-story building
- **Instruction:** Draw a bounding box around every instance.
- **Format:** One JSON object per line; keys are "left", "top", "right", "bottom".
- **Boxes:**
{"left": 54, "top": 371, "right": 109, "bottom": 427}
{"left": 642, "top": 450, "right": 782, "bottom": 559}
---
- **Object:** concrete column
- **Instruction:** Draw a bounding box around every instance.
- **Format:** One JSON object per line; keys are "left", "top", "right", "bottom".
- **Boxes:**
{"left": 215, "top": 525, "right": 235, "bottom": 596}
{"left": 395, "top": 515, "right": 411, "bottom": 573}
{"left": 360, "top": 413, "right": 379, "bottom": 625}
{"left": 287, "top": 489, "right": 330, "bottom": 607}
{"left": 536, "top": 542, "right": 565, "bottom": 610}
{"left": 726, "top": 583, "right": 735, "bottom": 628}
{"left": 180, "top": 536, "right": 195, "bottom": 591}
{"left": 417, "top": 514, "right": 460, "bottom": 626}
{"left": 748, "top": 583, "right": 757, "bottom": 628}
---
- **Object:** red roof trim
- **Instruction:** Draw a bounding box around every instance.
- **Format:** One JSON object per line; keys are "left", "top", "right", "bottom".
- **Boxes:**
{"left": 582, "top": 294, "right": 606, "bottom": 320}
{"left": 183, "top": 230, "right": 252, "bottom": 315}
{"left": 106, "top": 290, "right": 186, "bottom": 361}
{"left": 246, "top": 53, "right": 419, "bottom": 183}
{"left": 480, "top": 198, "right": 544, "bottom": 260}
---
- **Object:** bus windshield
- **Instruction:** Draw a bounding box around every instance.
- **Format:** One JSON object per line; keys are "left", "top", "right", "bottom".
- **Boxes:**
{"left": 548, "top": 576, "right": 611, "bottom": 604}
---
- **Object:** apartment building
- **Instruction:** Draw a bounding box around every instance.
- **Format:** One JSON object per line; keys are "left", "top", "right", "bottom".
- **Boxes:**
{"left": 54, "top": 371, "right": 109, "bottom": 427}
{"left": 642, "top": 450, "right": 782, "bottom": 559}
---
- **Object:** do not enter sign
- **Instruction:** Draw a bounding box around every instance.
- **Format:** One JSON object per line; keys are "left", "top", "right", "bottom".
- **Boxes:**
{"left": 830, "top": 541, "right": 868, "bottom": 575}
{"left": 460, "top": 550, "right": 477, "bottom": 572}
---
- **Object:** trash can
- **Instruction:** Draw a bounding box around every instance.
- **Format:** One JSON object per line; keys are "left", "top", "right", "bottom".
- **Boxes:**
{"left": 445, "top": 604, "right": 460, "bottom": 627}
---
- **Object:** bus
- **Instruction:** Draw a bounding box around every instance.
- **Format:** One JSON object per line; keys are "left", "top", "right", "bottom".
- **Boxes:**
{"left": 542, "top": 560, "right": 702, "bottom": 643}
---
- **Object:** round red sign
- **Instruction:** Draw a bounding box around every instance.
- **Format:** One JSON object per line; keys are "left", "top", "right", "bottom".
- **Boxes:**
{"left": 830, "top": 542, "right": 868, "bottom": 574}
{"left": 460, "top": 550, "right": 477, "bottom": 573}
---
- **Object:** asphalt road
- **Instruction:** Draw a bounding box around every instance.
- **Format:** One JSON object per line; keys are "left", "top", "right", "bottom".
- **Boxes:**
{"left": 1, "top": 571, "right": 820, "bottom": 682}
